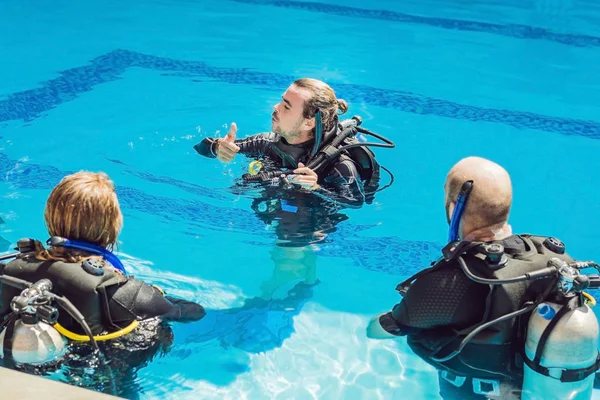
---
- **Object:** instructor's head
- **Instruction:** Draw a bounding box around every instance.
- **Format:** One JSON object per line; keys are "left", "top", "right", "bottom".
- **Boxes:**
{"left": 271, "top": 78, "right": 348, "bottom": 144}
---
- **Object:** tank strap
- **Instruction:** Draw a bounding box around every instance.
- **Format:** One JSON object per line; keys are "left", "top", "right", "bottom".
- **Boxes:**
{"left": 524, "top": 295, "right": 600, "bottom": 382}
{"left": 1, "top": 312, "right": 18, "bottom": 369}
{"left": 523, "top": 351, "right": 600, "bottom": 383}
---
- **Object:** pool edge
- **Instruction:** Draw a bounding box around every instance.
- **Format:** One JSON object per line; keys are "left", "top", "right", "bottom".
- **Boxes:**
{"left": 0, "top": 366, "right": 123, "bottom": 399}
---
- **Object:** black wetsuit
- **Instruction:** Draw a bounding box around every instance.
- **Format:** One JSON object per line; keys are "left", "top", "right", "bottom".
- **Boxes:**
{"left": 379, "top": 236, "right": 537, "bottom": 400}
{"left": 194, "top": 132, "right": 368, "bottom": 207}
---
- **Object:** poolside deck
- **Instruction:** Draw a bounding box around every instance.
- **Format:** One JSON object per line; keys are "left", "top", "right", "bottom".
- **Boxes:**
{"left": 0, "top": 366, "right": 122, "bottom": 399}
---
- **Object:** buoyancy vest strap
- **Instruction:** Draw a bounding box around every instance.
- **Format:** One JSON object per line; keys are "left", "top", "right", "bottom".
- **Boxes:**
{"left": 453, "top": 285, "right": 495, "bottom": 338}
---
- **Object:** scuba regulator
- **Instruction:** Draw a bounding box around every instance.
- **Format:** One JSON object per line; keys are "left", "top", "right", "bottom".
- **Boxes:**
{"left": 0, "top": 273, "right": 100, "bottom": 352}
{"left": 7, "top": 278, "right": 59, "bottom": 327}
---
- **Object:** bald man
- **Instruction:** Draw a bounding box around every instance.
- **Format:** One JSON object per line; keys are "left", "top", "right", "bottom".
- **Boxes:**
{"left": 444, "top": 156, "right": 513, "bottom": 242}
{"left": 366, "top": 157, "right": 576, "bottom": 399}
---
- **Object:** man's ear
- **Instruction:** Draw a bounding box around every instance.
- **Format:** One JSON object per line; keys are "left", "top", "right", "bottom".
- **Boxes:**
{"left": 304, "top": 116, "right": 316, "bottom": 130}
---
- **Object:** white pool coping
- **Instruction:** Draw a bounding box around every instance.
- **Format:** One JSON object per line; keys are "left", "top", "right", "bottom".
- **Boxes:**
{"left": 0, "top": 366, "right": 123, "bottom": 399}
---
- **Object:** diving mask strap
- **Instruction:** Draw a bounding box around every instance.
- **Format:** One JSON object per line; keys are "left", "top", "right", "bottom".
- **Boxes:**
{"left": 447, "top": 180, "right": 474, "bottom": 243}
{"left": 47, "top": 236, "right": 127, "bottom": 275}
{"left": 310, "top": 110, "right": 323, "bottom": 158}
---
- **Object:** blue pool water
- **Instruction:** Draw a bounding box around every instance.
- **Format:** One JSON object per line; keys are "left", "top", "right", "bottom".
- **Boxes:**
{"left": 1, "top": 0, "right": 600, "bottom": 398}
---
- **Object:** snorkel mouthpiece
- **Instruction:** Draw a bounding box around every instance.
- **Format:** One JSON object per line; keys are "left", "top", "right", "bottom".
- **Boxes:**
{"left": 447, "top": 180, "right": 474, "bottom": 243}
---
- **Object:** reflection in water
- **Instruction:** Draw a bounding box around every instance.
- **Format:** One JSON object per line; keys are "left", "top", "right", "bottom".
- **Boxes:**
{"left": 248, "top": 184, "right": 350, "bottom": 249}
{"left": 183, "top": 184, "right": 350, "bottom": 356}
{"left": 260, "top": 246, "right": 318, "bottom": 300}
{"left": 185, "top": 279, "right": 318, "bottom": 354}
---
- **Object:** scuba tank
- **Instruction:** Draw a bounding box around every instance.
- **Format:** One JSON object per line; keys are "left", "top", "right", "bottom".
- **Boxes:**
{"left": 0, "top": 278, "right": 66, "bottom": 364}
{"left": 0, "top": 272, "right": 119, "bottom": 395}
{"left": 0, "top": 317, "right": 66, "bottom": 364}
{"left": 522, "top": 259, "right": 600, "bottom": 400}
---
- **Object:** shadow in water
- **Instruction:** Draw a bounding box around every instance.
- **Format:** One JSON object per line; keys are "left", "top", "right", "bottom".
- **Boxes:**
{"left": 167, "top": 245, "right": 320, "bottom": 387}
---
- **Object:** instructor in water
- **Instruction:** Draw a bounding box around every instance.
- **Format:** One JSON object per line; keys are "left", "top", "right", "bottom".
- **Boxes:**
{"left": 193, "top": 77, "right": 388, "bottom": 207}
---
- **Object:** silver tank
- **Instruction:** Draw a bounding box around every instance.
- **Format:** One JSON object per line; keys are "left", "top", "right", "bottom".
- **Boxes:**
{"left": 0, "top": 319, "right": 67, "bottom": 364}
{"left": 522, "top": 301, "right": 599, "bottom": 400}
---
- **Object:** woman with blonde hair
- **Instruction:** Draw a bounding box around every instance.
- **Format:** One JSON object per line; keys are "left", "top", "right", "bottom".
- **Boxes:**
{"left": 0, "top": 171, "right": 205, "bottom": 356}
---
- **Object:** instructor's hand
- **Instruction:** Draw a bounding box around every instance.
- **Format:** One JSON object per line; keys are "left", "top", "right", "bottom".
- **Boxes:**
{"left": 290, "top": 163, "right": 319, "bottom": 190}
{"left": 215, "top": 123, "right": 240, "bottom": 163}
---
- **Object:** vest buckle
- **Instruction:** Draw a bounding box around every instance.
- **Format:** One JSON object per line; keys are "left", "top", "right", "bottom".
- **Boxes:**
{"left": 440, "top": 371, "right": 466, "bottom": 387}
{"left": 442, "top": 240, "right": 474, "bottom": 262}
{"left": 546, "top": 366, "right": 567, "bottom": 380}
{"left": 472, "top": 378, "right": 500, "bottom": 396}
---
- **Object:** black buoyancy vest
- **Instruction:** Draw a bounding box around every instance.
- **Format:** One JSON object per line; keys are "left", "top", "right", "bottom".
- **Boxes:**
{"left": 270, "top": 125, "right": 380, "bottom": 187}
{"left": 342, "top": 136, "right": 380, "bottom": 185}
{"left": 1, "top": 255, "right": 127, "bottom": 335}
{"left": 406, "top": 234, "right": 574, "bottom": 380}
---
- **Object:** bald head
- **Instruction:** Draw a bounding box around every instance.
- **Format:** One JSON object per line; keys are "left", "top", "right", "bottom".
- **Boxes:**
{"left": 445, "top": 156, "right": 512, "bottom": 234}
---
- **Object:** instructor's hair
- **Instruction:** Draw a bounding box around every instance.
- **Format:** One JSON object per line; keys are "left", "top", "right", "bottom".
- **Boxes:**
{"left": 294, "top": 78, "right": 348, "bottom": 134}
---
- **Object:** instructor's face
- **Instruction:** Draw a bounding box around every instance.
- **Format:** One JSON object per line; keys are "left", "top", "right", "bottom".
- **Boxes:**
{"left": 272, "top": 84, "right": 311, "bottom": 140}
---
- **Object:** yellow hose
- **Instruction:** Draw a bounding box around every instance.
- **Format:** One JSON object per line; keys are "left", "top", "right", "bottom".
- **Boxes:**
{"left": 583, "top": 292, "right": 596, "bottom": 306}
{"left": 54, "top": 320, "right": 139, "bottom": 342}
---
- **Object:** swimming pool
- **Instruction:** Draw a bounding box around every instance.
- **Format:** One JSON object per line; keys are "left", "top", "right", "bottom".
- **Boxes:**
{"left": 1, "top": 0, "right": 600, "bottom": 398}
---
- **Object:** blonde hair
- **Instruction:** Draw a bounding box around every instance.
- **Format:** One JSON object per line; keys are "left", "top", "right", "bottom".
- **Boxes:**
{"left": 36, "top": 171, "right": 123, "bottom": 263}
{"left": 293, "top": 78, "right": 348, "bottom": 133}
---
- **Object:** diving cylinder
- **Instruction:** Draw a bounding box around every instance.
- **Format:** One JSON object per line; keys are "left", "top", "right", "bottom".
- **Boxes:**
{"left": 0, "top": 316, "right": 67, "bottom": 364}
{"left": 522, "top": 300, "right": 599, "bottom": 400}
